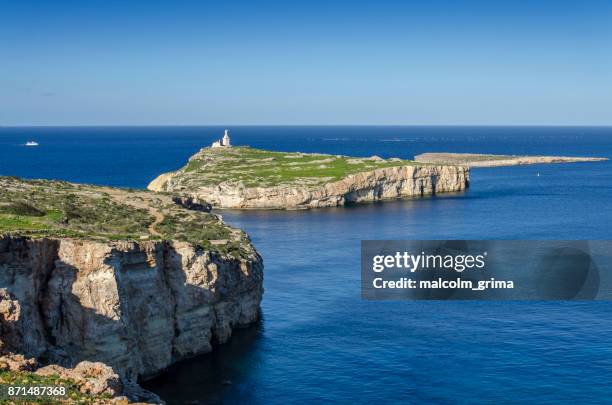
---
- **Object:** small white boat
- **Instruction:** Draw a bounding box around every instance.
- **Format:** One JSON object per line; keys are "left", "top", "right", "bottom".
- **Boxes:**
{"left": 25, "top": 141, "right": 39, "bottom": 146}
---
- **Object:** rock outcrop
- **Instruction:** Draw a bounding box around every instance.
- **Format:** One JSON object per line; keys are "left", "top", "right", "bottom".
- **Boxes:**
{"left": 0, "top": 351, "right": 154, "bottom": 404}
{"left": 171, "top": 195, "right": 212, "bottom": 212}
{"left": 151, "top": 164, "right": 469, "bottom": 210}
{"left": 0, "top": 235, "right": 263, "bottom": 381}
{"left": 0, "top": 352, "right": 37, "bottom": 372}
{"left": 35, "top": 361, "right": 123, "bottom": 397}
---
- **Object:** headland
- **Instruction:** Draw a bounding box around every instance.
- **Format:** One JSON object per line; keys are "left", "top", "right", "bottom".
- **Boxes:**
{"left": 148, "top": 146, "right": 470, "bottom": 209}
{"left": 0, "top": 176, "right": 263, "bottom": 403}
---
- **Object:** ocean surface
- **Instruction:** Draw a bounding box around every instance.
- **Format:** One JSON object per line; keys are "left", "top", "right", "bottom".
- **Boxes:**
{"left": 1, "top": 126, "right": 612, "bottom": 404}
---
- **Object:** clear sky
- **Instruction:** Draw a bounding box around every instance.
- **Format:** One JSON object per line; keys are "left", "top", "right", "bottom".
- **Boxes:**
{"left": 1, "top": 0, "right": 611, "bottom": 126}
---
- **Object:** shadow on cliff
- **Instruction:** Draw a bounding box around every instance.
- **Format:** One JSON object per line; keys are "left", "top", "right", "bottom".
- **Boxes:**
{"left": 140, "top": 316, "right": 265, "bottom": 405}
{"left": 1, "top": 237, "right": 263, "bottom": 403}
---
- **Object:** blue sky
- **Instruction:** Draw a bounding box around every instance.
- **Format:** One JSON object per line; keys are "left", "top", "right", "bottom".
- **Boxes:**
{"left": 1, "top": 0, "right": 611, "bottom": 125}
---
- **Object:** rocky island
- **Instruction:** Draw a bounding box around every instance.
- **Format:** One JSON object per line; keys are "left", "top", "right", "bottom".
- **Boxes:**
{"left": 415, "top": 153, "right": 608, "bottom": 167}
{"left": 0, "top": 176, "right": 264, "bottom": 403}
{"left": 148, "top": 147, "right": 470, "bottom": 209}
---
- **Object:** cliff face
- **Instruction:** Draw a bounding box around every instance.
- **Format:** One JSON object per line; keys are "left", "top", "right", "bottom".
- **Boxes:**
{"left": 0, "top": 235, "right": 263, "bottom": 380}
{"left": 151, "top": 164, "right": 470, "bottom": 209}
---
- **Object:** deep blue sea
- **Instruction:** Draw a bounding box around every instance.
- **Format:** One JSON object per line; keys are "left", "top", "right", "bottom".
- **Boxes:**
{"left": 1, "top": 126, "right": 612, "bottom": 404}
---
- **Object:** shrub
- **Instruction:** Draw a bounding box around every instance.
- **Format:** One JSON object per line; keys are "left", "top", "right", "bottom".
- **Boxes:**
{"left": 0, "top": 201, "right": 45, "bottom": 217}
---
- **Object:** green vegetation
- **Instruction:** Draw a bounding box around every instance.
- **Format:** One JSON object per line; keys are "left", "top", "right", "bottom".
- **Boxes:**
{"left": 0, "top": 179, "right": 152, "bottom": 240}
{"left": 173, "top": 146, "right": 417, "bottom": 188}
{"left": 0, "top": 201, "right": 45, "bottom": 217}
{"left": 0, "top": 177, "right": 251, "bottom": 256}
{"left": 157, "top": 215, "right": 229, "bottom": 245}
{"left": 0, "top": 370, "right": 112, "bottom": 404}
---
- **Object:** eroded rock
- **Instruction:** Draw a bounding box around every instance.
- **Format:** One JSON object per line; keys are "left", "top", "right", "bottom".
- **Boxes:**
{"left": 36, "top": 361, "right": 123, "bottom": 397}
{"left": 0, "top": 352, "right": 36, "bottom": 372}
{"left": 154, "top": 165, "right": 470, "bottom": 209}
{"left": 0, "top": 236, "right": 263, "bottom": 380}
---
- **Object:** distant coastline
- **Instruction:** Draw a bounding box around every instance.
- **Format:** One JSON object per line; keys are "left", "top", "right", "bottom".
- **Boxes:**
{"left": 415, "top": 152, "right": 608, "bottom": 167}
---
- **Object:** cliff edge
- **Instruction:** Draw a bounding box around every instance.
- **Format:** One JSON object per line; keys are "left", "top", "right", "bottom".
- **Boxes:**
{"left": 0, "top": 177, "right": 263, "bottom": 402}
{"left": 147, "top": 147, "right": 470, "bottom": 209}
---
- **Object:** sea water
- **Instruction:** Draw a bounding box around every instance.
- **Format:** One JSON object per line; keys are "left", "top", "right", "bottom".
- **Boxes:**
{"left": 1, "top": 126, "right": 611, "bottom": 403}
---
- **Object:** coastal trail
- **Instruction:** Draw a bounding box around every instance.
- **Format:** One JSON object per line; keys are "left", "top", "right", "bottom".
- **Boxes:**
{"left": 101, "top": 187, "right": 167, "bottom": 237}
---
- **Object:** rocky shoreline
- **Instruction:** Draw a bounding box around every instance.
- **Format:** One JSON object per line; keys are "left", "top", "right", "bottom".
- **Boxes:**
{"left": 148, "top": 147, "right": 470, "bottom": 209}
{"left": 164, "top": 165, "right": 469, "bottom": 210}
{"left": 414, "top": 152, "right": 608, "bottom": 167}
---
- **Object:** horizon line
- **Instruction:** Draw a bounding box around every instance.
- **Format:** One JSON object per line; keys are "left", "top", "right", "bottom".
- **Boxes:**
{"left": 2, "top": 124, "right": 612, "bottom": 128}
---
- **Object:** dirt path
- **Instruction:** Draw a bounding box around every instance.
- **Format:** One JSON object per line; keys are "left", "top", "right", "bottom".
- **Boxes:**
{"left": 102, "top": 188, "right": 166, "bottom": 237}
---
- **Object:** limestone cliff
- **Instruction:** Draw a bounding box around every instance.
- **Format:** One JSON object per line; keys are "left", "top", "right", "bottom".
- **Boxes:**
{"left": 148, "top": 147, "right": 470, "bottom": 209}
{"left": 0, "top": 236, "right": 263, "bottom": 381}
{"left": 0, "top": 177, "right": 264, "bottom": 403}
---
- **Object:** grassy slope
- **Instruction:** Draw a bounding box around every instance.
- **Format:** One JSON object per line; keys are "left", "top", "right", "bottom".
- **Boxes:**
{"left": 174, "top": 147, "right": 420, "bottom": 188}
{"left": 0, "top": 178, "right": 151, "bottom": 239}
{"left": 0, "top": 177, "right": 249, "bottom": 257}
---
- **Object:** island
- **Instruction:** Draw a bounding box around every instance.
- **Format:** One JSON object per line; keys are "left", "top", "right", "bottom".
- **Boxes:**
{"left": 0, "top": 176, "right": 263, "bottom": 403}
{"left": 148, "top": 146, "right": 470, "bottom": 209}
{"left": 414, "top": 153, "right": 608, "bottom": 167}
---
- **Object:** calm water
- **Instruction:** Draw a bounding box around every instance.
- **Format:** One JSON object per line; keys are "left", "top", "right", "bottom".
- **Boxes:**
{"left": 1, "top": 126, "right": 612, "bottom": 404}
